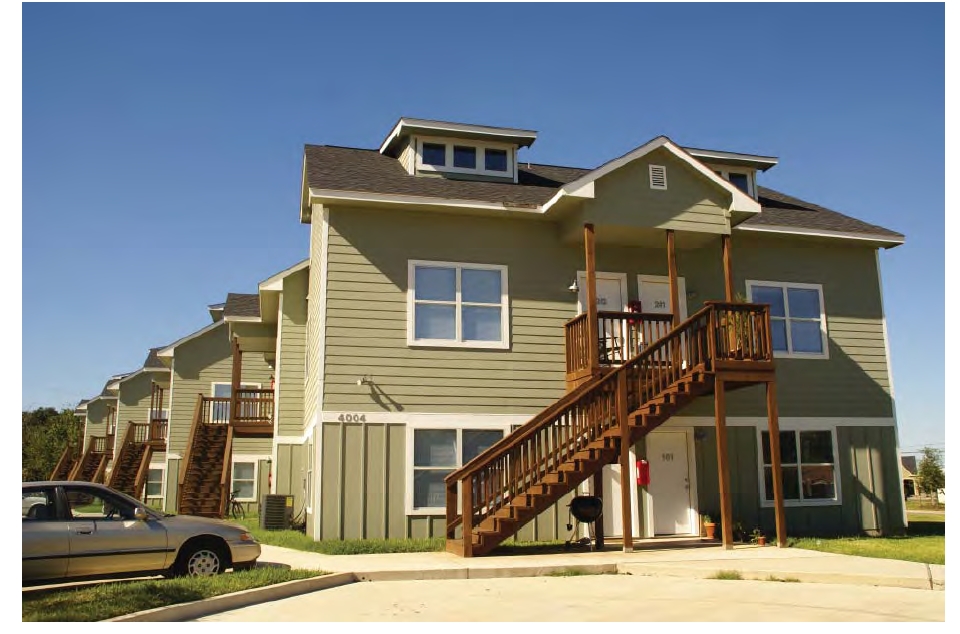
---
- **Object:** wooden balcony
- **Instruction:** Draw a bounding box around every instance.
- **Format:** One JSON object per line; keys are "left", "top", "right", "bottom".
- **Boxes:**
{"left": 133, "top": 419, "right": 168, "bottom": 450}
{"left": 232, "top": 388, "right": 274, "bottom": 436}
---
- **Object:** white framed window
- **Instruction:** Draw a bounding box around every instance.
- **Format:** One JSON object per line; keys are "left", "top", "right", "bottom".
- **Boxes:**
{"left": 713, "top": 167, "right": 756, "bottom": 198}
{"left": 414, "top": 136, "right": 515, "bottom": 178}
{"left": 407, "top": 260, "right": 509, "bottom": 349}
{"left": 405, "top": 424, "right": 509, "bottom": 515}
{"left": 145, "top": 465, "right": 164, "bottom": 499}
{"left": 746, "top": 280, "right": 828, "bottom": 359}
{"left": 231, "top": 458, "right": 259, "bottom": 502}
{"left": 757, "top": 428, "right": 840, "bottom": 507}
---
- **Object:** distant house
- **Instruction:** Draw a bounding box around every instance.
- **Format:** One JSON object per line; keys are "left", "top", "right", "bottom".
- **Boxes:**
{"left": 901, "top": 455, "right": 918, "bottom": 498}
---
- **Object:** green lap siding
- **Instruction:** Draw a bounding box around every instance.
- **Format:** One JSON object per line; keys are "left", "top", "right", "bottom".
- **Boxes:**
{"left": 167, "top": 322, "right": 275, "bottom": 457}
{"left": 83, "top": 399, "right": 114, "bottom": 449}
{"left": 278, "top": 269, "right": 308, "bottom": 437}
{"left": 115, "top": 371, "right": 170, "bottom": 458}
{"left": 693, "top": 424, "right": 904, "bottom": 537}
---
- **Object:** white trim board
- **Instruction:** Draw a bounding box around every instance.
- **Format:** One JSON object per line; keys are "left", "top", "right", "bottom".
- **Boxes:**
{"left": 320, "top": 411, "right": 534, "bottom": 426}
{"left": 735, "top": 224, "right": 904, "bottom": 247}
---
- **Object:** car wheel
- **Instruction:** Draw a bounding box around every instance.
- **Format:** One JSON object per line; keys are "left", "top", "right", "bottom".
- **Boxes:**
{"left": 175, "top": 540, "right": 228, "bottom": 577}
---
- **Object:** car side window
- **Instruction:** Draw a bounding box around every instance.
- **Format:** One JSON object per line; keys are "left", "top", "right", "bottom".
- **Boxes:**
{"left": 22, "top": 487, "right": 58, "bottom": 521}
{"left": 64, "top": 488, "right": 136, "bottom": 521}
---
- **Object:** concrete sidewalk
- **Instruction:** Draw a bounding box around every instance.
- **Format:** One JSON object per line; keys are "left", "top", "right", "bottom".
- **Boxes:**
{"left": 257, "top": 542, "right": 945, "bottom": 590}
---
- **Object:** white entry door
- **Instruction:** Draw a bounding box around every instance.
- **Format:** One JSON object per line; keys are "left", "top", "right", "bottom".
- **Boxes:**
{"left": 637, "top": 275, "right": 687, "bottom": 320}
{"left": 647, "top": 431, "right": 694, "bottom": 535}
{"left": 577, "top": 271, "right": 627, "bottom": 314}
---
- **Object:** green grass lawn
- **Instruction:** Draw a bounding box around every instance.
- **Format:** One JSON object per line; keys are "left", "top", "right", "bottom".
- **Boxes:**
{"left": 789, "top": 515, "right": 944, "bottom": 565}
{"left": 905, "top": 498, "right": 944, "bottom": 512}
{"left": 22, "top": 568, "right": 322, "bottom": 622}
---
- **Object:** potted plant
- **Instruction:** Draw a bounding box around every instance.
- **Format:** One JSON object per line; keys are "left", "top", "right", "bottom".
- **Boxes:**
{"left": 702, "top": 514, "right": 717, "bottom": 540}
{"left": 750, "top": 527, "right": 766, "bottom": 546}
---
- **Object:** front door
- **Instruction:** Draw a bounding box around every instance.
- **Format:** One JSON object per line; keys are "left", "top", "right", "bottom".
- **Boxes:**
{"left": 648, "top": 431, "right": 694, "bottom": 535}
{"left": 637, "top": 275, "right": 687, "bottom": 320}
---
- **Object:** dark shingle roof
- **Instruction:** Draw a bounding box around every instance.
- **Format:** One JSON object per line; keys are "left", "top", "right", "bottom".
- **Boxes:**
{"left": 304, "top": 145, "right": 901, "bottom": 243}
{"left": 224, "top": 293, "right": 260, "bottom": 319}
{"left": 305, "top": 145, "right": 589, "bottom": 207}
{"left": 142, "top": 347, "right": 165, "bottom": 369}
{"left": 76, "top": 399, "right": 89, "bottom": 409}
{"left": 744, "top": 187, "right": 904, "bottom": 242}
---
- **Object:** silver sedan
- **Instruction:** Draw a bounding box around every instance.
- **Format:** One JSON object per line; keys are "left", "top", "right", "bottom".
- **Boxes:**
{"left": 22, "top": 481, "right": 260, "bottom": 584}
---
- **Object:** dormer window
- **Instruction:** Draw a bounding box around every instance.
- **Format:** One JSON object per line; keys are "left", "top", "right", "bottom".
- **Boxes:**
{"left": 713, "top": 167, "right": 756, "bottom": 198}
{"left": 414, "top": 136, "right": 515, "bottom": 179}
{"left": 728, "top": 172, "right": 749, "bottom": 194}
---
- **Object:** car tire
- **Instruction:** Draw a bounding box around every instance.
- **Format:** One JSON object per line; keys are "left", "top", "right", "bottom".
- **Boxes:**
{"left": 173, "top": 539, "right": 229, "bottom": 577}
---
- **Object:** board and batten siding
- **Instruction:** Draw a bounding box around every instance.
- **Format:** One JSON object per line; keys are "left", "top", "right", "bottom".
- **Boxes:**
{"left": 278, "top": 268, "right": 308, "bottom": 437}
{"left": 693, "top": 424, "right": 904, "bottom": 536}
{"left": 166, "top": 321, "right": 274, "bottom": 457}
{"left": 275, "top": 442, "right": 306, "bottom": 513}
{"left": 316, "top": 421, "right": 573, "bottom": 541}
{"left": 115, "top": 371, "right": 170, "bottom": 462}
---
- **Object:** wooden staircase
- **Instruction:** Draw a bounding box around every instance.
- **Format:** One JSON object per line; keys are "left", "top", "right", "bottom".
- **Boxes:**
{"left": 178, "top": 395, "right": 233, "bottom": 517}
{"left": 68, "top": 436, "right": 112, "bottom": 484}
{"left": 50, "top": 445, "right": 79, "bottom": 480}
{"left": 445, "top": 302, "right": 775, "bottom": 557}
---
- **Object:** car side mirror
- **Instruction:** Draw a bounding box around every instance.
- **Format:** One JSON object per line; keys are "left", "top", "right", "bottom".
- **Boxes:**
{"left": 134, "top": 507, "right": 149, "bottom": 521}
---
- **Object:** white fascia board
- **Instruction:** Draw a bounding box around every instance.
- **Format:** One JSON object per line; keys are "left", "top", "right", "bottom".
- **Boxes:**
{"left": 308, "top": 188, "right": 545, "bottom": 214}
{"left": 157, "top": 321, "right": 224, "bottom": 358}
{"left": 735, "top": 224, "right": 905, "bottom": 247}
{"left": 683, "top": 147, "right": 779, "bottom": 171}
{"left": 379, "top": 117, "right": 538, "bottom": 154}
{"left": 222, "top": 315, "right": 262, "bottom": 323}
{"left": 259, "top": 259, "right": 309, "bottom": 293}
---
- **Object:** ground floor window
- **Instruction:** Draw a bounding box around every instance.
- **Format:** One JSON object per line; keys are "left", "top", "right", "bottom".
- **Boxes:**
{"left": 145, "top": 467, "right": 164, "bottom": 499}
{"left": 232, "top": 461, "right": 257, "bottom": 501}
{"left": 409, "top": 427, "right": 506, "bottom": 513}
{"left": 759, "top": 428, "right": 839, "bottom": 505}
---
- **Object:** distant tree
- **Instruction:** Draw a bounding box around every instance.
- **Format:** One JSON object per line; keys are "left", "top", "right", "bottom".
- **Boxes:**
{"left": 915, "top": 446, "right": 945, "bottom": 505}
{"left": 22, "top": 407, "right": 83, "bottom": 482}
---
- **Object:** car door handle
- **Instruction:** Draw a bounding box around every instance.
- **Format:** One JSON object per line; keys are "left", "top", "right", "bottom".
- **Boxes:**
{"left": 75, "top": 529, "right": 93, "bottom": 535}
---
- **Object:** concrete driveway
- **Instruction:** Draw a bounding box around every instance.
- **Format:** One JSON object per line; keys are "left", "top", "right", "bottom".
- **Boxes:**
{"left": 198, "top": 574, "right": 945, "bottom": 622}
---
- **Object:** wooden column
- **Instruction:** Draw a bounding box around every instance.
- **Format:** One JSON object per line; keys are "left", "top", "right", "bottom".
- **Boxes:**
{"left": 666, "top": 230, "right": 680, "bottom": 327}
{"left": 230, "top": 337, "right": 242, "bottom": 425}
{"left": 592, "top": 472, "right": 605, "bottom": 550}
{"left": 584, "top": 223, "right": 600, "bottom": 376}
{"left": 721, "top": 234, "right": 734, "bottom": 302}
{"left": 462, "top": 475, "right": 474, "bottom": 557}
{"left": 766, "top": 381, "right": 787, "bottom": 547}
{"left": 714, "top": 378, "right": 734, "bottom": 549}
{"left": 617, "top": 371, "right": 633, "bottom": 552}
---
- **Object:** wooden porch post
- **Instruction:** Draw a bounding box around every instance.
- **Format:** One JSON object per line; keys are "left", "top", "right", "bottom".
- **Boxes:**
{"left": 617, "top": 371, "right": 633, "bottom": 552}
{"left": 666, "top": 230, "right": 680, "bottom": 327}
{"left": 714, "top": 378, "right": 734, "bottom": 549}
{"left": 230, "top": 337, "right": 242, "bottom": 425}
{"left": 721, "top": 234, "right": 734, "bottom": 302}
{"left": 584, "top": 223, "right": 600, "bottom": 376}
{"left": 592, "top": 472, "right": 605, "bottom": 550}
{"left": 766, "top": 381, "right": 787, "bottom": 547}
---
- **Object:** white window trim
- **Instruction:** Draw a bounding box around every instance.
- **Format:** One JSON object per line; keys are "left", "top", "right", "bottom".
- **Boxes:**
{"left": 415, "top": 135, "right": 515, "bottom": 179}
{"left": 746, "top": 280, "right": 829, "bottom": 359}
{"left": 405, "top": 422, "right": 512, "bottom": 516}
{"left": 145, "top": 464, "right": 165, "bottom": 500}
{"left": 231, "top": 454, "right": 266, "bottom": 503}
{"left": 712, "top": 164, "right": 757, "bottom": 199}
{"left": 756, "top": 426, "right": 842, "bottom": 508}
{"left": 407, "top": 260, "right": 510, "bottom": 350}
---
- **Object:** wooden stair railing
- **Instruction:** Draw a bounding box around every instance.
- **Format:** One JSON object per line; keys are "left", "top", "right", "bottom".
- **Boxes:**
{"left": 107, "top": 422, "right": 138, "bottom": 489}
{"left": 50, "top": 445, "right": 78, "bottom": 480}
{"left": 92, "top": 454, "right": 109, "bottom": 484}
{"left": 178, "top": 395, "right": 231, "bottom": 517}
{"left": 565, "top": 311, "right": 675, "bottom": 382}
{"left": 447, "top": 302, "right": 772, "bottom": 556}
{"left": 133, "top": 444, "right": 155, "bottom": 503}
{"left": 218, "top": 425, "right": 234, "bottom": 518}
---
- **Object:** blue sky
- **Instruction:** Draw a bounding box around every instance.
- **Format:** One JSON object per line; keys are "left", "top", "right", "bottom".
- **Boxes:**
{"left": 22, "top": 3, "right": 944, "bottom": 454}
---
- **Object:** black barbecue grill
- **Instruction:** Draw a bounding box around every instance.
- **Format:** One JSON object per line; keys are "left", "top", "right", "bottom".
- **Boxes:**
{"left": 565, "top": 495, "right": 603, "bottom": 550}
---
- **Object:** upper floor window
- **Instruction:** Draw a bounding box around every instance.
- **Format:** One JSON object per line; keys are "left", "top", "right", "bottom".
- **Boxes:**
{"left": 415, "top": 137, "right": 514, "bottom": 178}
{"left": 714, "top": 168, "right": 755, "bottom": 197}
{"left": 408, "top": 261, "right": 509, "bottom": 349}
{"left": 746, "top": 281, "right": 828, "bottom": 359}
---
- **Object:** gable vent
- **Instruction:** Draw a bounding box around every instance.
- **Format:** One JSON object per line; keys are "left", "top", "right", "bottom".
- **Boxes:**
{"left": 649, "top": 164, "right": 667, "bottom": 190}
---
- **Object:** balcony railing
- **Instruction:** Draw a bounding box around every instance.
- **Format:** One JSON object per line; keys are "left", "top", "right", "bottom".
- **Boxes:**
{"left": 564, "top": 311, "right": 675, "bottom": 380}
{"left": 233, "top": 389, "right": 274, "bottom": 428}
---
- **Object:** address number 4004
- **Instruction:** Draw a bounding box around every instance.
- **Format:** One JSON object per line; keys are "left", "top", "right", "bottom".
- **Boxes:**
{"left": 337, "top": 414, "right": 367, "bottom": 423}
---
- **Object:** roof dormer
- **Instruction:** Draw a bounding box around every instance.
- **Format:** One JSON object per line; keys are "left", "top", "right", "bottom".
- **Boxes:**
{"left": 380, "top": 117, "right": 537, "bottom": 183}
{"left": 682, "top": 146, "right": 779, "bottom": 201}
